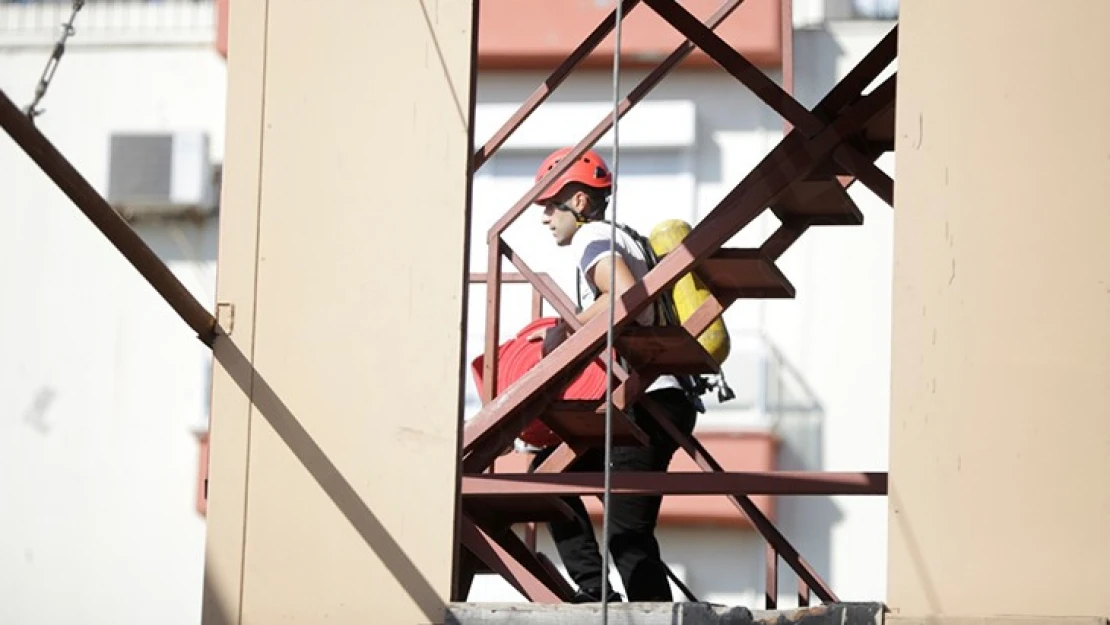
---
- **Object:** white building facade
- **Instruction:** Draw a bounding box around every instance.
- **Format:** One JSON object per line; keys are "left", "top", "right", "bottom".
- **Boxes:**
{"left": 0, "top": 1, "right": 896, "bottom": 622}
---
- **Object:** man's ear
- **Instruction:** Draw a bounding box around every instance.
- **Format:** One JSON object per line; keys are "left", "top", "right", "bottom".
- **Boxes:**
{"left": 572, "top": 190, "right": 590, "bottom": 214}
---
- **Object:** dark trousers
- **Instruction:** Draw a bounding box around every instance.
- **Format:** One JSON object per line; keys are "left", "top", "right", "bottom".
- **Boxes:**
{"left": 529, "top": 387, "right": 697, "bottom": 601}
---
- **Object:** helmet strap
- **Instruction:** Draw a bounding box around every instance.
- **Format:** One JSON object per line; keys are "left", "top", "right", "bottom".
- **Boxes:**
{"left": 553, "top": 199, "right": 591, "bottom": 226}
{"left": 553, "top": 188, "right": 607, "bottom": 226}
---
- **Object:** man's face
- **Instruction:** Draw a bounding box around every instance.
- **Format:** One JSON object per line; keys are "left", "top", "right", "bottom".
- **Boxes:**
{"left": 540, "top": 195, "right": 582, "bottom": 247}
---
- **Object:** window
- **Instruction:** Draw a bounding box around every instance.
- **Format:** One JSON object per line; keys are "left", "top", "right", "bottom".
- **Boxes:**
{"left": 850, "top": 0, "right": 899, "bottom": 20}
{"left": 794, "top": 0, "right": 899, "bottom": 25}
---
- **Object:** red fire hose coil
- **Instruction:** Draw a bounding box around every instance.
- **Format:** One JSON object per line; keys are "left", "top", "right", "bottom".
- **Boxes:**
{"left": 470, "top": 316, "right": 610, "bottom": 447}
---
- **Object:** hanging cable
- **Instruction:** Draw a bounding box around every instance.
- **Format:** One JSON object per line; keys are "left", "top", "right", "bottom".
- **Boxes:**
{"left": 600, "top": 1, "right": 625, "bottom": 621}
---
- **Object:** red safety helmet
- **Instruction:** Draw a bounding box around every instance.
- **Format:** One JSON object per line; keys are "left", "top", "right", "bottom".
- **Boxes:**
{"left": 533, "top": 147, "right": 612, "bottom": 204}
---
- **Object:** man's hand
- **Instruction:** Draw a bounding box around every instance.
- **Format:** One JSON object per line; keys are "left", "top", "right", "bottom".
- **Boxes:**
{"left": 526, "top": 319, "right": 572, "bottom": 356}
{"left": 525, "top": 318, "right": 570, "bottom": 342}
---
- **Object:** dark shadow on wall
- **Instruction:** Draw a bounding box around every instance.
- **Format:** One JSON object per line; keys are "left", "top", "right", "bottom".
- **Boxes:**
{"left": 200, "top": 560, "right": 234, "bottom": 625}
{"left": 202, "top": 335, "right": 451, "bottom": 624}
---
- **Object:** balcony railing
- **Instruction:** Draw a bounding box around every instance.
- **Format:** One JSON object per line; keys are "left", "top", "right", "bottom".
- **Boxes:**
{"left": 0, "top": 0, "right": 215, "bottom": 42}
{"left": 793, "top": 0, "right": 898, "bottom": 27}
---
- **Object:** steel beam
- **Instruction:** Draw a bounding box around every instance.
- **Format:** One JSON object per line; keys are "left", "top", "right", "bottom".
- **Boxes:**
{"left": 471, "top": 0, "right": 643, "bottom": 170}
{"left": 460, "top": 519, "right": 569, "bottom": 603}
{"left": 0, "top": 88, "right": 218, "bottom": 346}
{"left": 643, "top": 0, "right": 892, "bottom": 190}
{"left": 462, "top": 471, "right": 889, "bottom": 497}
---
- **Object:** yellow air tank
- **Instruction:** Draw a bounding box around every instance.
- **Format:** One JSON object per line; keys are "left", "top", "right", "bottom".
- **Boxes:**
{"left": 649, "top": 219, "right": 731, "bottom": 364}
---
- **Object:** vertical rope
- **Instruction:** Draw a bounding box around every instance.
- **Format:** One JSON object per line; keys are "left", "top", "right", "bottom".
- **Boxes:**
{"left": 600, "top": 1, "right": 624, "bottom": 621}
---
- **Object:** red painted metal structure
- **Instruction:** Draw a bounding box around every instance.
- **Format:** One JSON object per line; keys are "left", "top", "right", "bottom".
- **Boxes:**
{"left": 456, "top": 0, "right": 896, "bottom": 606}
{"left": 0, "top": 0, "right": 897, "bottom": 609}
{"left": 213, "top": 0, "right": 785, "bottom": 71}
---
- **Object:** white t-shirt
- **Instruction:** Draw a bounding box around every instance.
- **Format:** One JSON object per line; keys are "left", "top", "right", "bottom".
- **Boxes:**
{"left": 569, "top": 221, "right": 682, "bottom": 394}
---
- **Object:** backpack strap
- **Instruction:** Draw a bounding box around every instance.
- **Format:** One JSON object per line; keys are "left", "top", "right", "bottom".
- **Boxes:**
{"left": 574, "top": 220, "right": 736, "bottom": 409}
{"left": 610, "top": 221, "right": 739, "bottom": 410}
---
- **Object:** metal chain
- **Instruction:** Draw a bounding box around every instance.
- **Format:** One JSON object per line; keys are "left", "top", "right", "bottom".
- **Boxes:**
{"left": 25, "top": 0, "right": 86, "bottom": 123}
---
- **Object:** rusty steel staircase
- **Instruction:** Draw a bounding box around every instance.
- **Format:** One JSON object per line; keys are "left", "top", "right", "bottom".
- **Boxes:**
{"left": 456, "top": 0, "right": 895, "bottom": 605}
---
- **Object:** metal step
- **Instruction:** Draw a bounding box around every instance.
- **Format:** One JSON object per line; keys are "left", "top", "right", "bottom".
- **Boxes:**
{"left": 540, "top": 400, "right": 649, "bottom": 448}
{"left": 615, "top": 325, "right": 720, "bottom": 377}
{"left": 772, "top": 178, "right": 863, "bottom": 225}
{"left": 698, "top": 248, "right": 795, "bottom": 299}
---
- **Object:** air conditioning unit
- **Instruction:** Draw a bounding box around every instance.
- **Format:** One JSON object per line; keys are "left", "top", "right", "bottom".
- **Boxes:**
{"left": 106, "top": 131, "right": 218, "bottom": 221}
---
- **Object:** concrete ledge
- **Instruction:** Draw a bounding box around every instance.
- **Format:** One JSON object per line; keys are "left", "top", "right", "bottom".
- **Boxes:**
{"left": 888, "top": 617, "right": 1109, "bottom": 625}
{"left": 445, "top": 602, "right": 885, "bottom": 625}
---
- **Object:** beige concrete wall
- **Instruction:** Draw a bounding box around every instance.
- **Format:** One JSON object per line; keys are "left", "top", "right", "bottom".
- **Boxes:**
{"left": 888, "top": 0, "right": 1110, "bottom": 619}
{"left": 202, "top": 1, "right": 476, "bottom": 623}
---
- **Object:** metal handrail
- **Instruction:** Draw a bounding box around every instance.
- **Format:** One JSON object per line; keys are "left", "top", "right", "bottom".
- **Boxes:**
{"left": 472, "top": 0, "right": 753, "bottom": 404}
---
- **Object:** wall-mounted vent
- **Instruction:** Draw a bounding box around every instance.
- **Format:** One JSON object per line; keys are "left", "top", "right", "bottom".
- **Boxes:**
{"left": 107, "top": 131, "right": 217, "bottom": 221}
